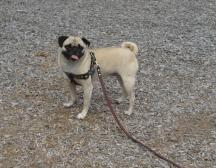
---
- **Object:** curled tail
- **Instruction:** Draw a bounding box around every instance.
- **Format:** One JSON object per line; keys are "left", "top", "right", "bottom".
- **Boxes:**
{"left": 121, "top": 42, "right": 138, "bottom": 56}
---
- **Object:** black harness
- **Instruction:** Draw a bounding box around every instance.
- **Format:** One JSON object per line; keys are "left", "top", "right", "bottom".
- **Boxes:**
{"left": 64, "top": 52, "right": 97, "bottom": 85}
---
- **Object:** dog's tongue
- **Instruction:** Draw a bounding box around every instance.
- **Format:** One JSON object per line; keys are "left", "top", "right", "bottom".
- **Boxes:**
{"left": 71, "top": 55, "right": 79, "bottom": 60}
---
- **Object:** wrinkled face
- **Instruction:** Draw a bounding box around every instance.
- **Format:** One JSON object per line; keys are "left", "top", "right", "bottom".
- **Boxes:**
{"left": 58, "top": 36, "right": 90, "bottom": 61}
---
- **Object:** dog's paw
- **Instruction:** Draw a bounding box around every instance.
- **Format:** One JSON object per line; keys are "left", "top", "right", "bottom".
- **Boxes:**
{"left": 77, "top": 112, "right": 87, "bottom": 119}
{"left": 115, "top": 97, "right": 125, "bottom": 104}
{"left": 63, "top": 101, "right": 74, "bottom": 108}
{"left": 124, "top": 110, "right": 132, "bottom": 116}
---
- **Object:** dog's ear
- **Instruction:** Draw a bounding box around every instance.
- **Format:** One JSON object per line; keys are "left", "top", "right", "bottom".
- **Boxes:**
{"left": 81, "top": 37, "right": 90, "bottom": 47}
{"left": 58, "top": 36, "right": 69, "bottom": 47}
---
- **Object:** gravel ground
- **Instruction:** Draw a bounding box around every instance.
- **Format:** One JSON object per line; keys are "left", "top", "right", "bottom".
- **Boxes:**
{"left": 1, "top": 0, "right": 216, "bottom": 167}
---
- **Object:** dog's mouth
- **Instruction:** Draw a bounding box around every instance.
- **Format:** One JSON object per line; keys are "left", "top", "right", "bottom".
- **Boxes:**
{"left": 70, "top": 55, "right": 80, "bottom": 61}
{"left": 62, "top": 51, "right": 83, "bottom": 61}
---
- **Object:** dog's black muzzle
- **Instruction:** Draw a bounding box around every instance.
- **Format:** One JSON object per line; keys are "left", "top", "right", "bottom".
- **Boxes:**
{"left": 62, "top": 44, "right": 84, "bottom": 61}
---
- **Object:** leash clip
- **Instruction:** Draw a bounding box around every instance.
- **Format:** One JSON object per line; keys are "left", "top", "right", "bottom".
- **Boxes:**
{"left": 96, "top": 64, "right": 101, "bottom": 76}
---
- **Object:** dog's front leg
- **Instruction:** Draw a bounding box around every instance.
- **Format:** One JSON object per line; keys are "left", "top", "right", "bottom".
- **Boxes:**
{"left": 77, "top": 81, "right": 93, "bottom": 119}
{"left": 63, "top": 81, "right": 77, "bottom": 107}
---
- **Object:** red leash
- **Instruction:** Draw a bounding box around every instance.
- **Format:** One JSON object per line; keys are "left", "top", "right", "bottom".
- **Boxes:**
{"left": 96, "top": 65, "right": 184, "bottom": 168}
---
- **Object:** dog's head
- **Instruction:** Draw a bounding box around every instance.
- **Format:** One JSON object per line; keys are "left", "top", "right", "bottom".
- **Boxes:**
{"left": 58, "top": 36, "right": 90, "bottom": 61}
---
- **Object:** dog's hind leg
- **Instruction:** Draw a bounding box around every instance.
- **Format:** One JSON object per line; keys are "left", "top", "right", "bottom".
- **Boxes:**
{"left": 115, "top": 75, "right": 127, "bottom": 103}
{"left": 121, "top": 75, "right": 136, "bottom": 115}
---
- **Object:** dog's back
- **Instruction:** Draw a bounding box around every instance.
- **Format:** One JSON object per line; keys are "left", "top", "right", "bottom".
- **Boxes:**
{"left": 92, "top": 42, "right": 138, "bottom": 76}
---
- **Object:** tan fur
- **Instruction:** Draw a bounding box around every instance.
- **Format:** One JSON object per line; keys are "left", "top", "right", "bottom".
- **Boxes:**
{"left": 121, "top": 41, "right": 138, "bottom": 55}
{"left": 91, "top": 47, "right": 138, "bottom": 76}
{"left": 58, "top": 36, "right": 139, "bottom": 119}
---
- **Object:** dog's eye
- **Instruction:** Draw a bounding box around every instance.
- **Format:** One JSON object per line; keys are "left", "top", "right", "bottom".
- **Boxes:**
{"left": 78, "top": 44, "right": 83, "bottom": 49}
{"left": 65, "top": 44, "right": 72, "bottom": 49}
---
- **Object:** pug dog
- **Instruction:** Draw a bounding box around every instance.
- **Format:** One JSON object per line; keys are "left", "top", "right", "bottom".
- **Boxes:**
{"left": 58, "top": 36, "right": 138, "bottom": 119}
